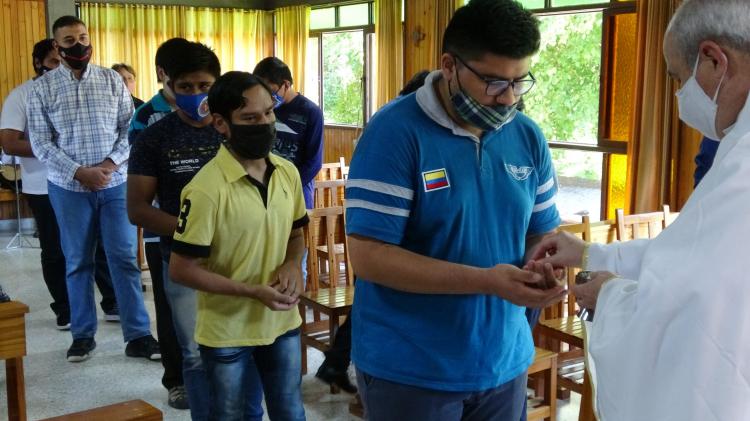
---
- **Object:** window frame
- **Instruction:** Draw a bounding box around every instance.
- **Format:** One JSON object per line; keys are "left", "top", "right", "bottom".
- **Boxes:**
{"left": 308, "top": 1, "right": 375, "bottom": 128}
{"left": 528, "top": 1, "right": 636, "bottom": 218}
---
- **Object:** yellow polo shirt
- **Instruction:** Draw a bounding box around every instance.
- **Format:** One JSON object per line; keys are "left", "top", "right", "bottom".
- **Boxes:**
{"left": 172, "top": 145, "right": 308, "bottom": 347}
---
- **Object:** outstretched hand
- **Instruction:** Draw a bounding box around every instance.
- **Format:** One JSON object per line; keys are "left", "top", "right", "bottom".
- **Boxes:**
{"left": 527, "top": 231, "right": 587, "bottom": 269}
{"left": 486, "top": 264, "right": 566, "bottom": 308}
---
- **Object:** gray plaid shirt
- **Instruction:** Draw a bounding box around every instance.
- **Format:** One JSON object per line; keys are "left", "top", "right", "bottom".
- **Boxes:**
{"left": 27, "top": 64, "right": 133, "bottom": 192}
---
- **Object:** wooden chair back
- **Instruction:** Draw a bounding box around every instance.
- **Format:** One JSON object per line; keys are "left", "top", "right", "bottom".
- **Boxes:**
{"left": 313, "top": 179, "right": 346, "bottom": 208}
{"left": 545, "top": 215, "right": 591, "bottom": 320}
{"left": 304, "top": 206, "right": 353, "bottom": 292}
{"left": 316, "top": 156, "right": 348, "bottom": 181}
{"left": 615, "top": 205, "right": 672, "bottom": 241}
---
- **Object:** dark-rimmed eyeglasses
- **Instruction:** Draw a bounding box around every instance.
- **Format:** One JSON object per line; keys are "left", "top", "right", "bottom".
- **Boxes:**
{"left": 454, "top": 54, "right": 536, "bottom": 97}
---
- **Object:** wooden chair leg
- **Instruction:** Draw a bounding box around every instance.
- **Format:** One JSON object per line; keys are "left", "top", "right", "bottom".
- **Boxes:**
{"left": 545, "top": 355, "right": 557, "bottom": 421}
{"left": 7, "top": 357, "right": 27, "bottom": 421}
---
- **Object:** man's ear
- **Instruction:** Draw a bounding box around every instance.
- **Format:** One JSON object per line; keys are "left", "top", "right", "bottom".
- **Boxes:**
{"left": 439, "top": 53, "right": 457, "bottom": 82}
{"left": 698, "top": 40, "right": 728, "bottom": 74}
{"left": 212, "top": 113, "right": 230, "bottom": 137}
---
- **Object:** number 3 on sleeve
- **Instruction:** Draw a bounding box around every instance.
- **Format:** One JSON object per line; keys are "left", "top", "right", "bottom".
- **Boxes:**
{"left": 176, "top": 199, "right": 192, "bottom": 234}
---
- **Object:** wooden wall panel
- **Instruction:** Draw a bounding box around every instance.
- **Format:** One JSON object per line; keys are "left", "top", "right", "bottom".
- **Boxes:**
{"left": 0, "top": 0, "right": 46, "bottom": 110}
{"left": 404, "top": 0, "right": 438, "bottom": 84}
{"left": 323, "top": 125, "right": 359, "bottom": 165}
{"left": 403, "top": 0, "right": 460, "bottom": 84}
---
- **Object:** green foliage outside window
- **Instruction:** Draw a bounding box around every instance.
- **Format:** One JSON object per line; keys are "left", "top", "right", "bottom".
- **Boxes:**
{"left": 523, "top": 12, "right": 603, "bottom": 180}
{"left": 322, "top": 31, "right": 364, "bottom": 126}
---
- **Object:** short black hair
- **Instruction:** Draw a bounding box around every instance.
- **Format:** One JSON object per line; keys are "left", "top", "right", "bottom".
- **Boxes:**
{"left": 52, "top": 15, "right": 86, "bottom": 35}
{"left": 400, "top": 70, "right": 430, "bottom": 96}
{"left": 253, "top": 57, "right": 293, "bottom": 86}
{"left": 165, "top": 41, "right": 221, "bottom": 82}
{"left": 208, "top": 71, "right": 273, "bottom": 121}
{"left": 32, "top": 38, "right": 56, "bottom": 75}
{"left": 443, "top": 0, "right": 540, "bottom": 60}
{"left": 155, "top": 37, "right": 190, "bottom": 72}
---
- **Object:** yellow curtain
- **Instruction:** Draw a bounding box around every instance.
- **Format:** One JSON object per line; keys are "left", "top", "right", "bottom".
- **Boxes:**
{"left": 80, "top": 3, "right": 273, "bottom": 101}
{"left": 275, "top": 5, "right": 310, "bottom": 95}
{"left": 0, "top": 0, "right": 46, "bottom": 110}
{"left": 374, "top": 0, "right": 403, "bottom": 109}
{"left": 623, "top": 0, "right": 699, "bottom": 213}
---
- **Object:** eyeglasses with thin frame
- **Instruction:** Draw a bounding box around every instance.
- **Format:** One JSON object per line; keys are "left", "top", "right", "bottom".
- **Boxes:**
{"left": 453, "top": 54, "right": 536, "bottom": 97}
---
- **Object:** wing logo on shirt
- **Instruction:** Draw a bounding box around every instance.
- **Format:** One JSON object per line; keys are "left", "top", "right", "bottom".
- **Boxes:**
{"left": 504, "top": 164, "right": 534, "bottom": 181}
{"left": 275, "top": 121, "right": 298, "bottom": 135}
{"left": 422, "top": 168, "right": 450, "bottom": 192}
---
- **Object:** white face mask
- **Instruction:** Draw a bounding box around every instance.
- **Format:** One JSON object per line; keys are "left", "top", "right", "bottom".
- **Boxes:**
{"left": 675, "top": 53, "right": 727, "bottom": 140}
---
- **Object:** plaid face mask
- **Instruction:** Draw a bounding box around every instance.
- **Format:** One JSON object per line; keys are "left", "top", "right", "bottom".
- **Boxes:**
{"left": 450, "top": 76, "right": 518, "bottom": 132}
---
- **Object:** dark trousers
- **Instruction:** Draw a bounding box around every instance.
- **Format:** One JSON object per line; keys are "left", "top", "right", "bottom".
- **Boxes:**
{"left": 145, "top": 241, "right": 183, "bottom": 390}
{"left": 324, "top": 313, "right": 352, "bottom": 370}
{"left": 25, "top": 193, "right": 116, "bottom": 317}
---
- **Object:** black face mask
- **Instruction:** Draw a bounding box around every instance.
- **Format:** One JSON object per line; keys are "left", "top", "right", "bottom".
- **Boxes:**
{"left": 58, "top": 43, "right": 92, "bottom": 70}
{"left": 226, "top": 123, "right": 277, "bottom": 160}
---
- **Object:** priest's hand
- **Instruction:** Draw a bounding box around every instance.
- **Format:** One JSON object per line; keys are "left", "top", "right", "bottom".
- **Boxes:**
{"left": 527, "top": 231, "right": 587, "bottom": 269}
{"left": 570, "top": 271, "right": 617, "bottom": 309}
{"left": 487, "top": 264, "right": 566, "bottom": 308}
{"left": 523, "top": 260, "right": 566, "bottom": 290}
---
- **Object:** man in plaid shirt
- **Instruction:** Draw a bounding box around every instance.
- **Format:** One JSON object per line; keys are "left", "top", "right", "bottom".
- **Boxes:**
{"left": 27, "top": 15, "right": 159, "bottom": 363}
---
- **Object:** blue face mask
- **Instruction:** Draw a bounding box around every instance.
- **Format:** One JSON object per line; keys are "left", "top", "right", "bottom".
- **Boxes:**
{"left": 272, "top": 91, "right": 284, "bottom": 109}
{"left": 175, "top": 92, "right": 210, "bottom": 121}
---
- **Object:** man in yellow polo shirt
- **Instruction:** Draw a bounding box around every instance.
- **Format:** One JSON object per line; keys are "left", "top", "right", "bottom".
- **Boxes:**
{"left": 169, "top": 71, "right": 308, "bottom": 421}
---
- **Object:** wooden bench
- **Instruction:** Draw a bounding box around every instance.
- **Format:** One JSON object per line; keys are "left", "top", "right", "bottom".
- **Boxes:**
{"left": 1, "top": 301, "right": 29, "bottom": 421}
{"left": 40, "top": 400, "right": 162, "bottom": 421}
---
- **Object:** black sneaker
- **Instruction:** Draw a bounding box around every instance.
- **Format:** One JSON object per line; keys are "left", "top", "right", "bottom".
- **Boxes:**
{"left": 104, "top": 303, "right": 120, "bottom": 322}
{"left": 126, "top": 335, "right": 161, "bottom": 361}
{"left": 167, "top": 385, "right": 190, "bottom": 410}
{"left": 67, "top": 338, "right": 96, "bottom": 362}
{"left": 315, "top": 361, "right": 358, "bottom": 394}
{"left": 56, "top": 313, "right": 70, "bottom": 331}
{"left": 0, "top": 285, "right": 10, "bottom": 303}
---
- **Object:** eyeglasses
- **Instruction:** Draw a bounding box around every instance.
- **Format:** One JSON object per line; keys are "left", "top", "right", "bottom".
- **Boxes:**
{"left": 454, "top": 54, "right": 536, "bottom": 97}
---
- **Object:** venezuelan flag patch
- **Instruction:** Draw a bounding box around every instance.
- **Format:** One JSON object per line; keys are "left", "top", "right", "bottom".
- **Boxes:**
{"left": 422, "top": 168, "right": 450, "bottom": 192}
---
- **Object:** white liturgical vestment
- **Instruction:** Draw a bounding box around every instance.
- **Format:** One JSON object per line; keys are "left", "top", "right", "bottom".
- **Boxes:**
{"left": 584, "top": 94, "right": 750, "bottom": 421}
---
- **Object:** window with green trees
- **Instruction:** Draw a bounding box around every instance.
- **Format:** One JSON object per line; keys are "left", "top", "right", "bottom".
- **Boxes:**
{"left": 306, "top": 2, "right": 373, "bottom": 126}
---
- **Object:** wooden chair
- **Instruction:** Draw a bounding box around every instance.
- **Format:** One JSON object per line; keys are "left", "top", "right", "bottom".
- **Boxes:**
{"left": 527, "top": 347, "right": 559, "bottom": 421}
{"left": 615, "top": 205, "right": 673, "bottom": 241}
{"left": 313, "top": 179, "right": 346, "bottom": 208}
{"left": 299, "top": 206, "right": 355, "bottom": 390}
{"left": 40, "top": 400, "right": 162, "bottom": 421}
{"left": 316, "top": 157, "right": 348, "bottom": 181}
{"left": 534, "top": 216, "right": 592, "bottom": 419}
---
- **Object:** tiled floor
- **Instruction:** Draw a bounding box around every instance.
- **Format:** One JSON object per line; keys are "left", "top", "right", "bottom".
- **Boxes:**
{"left": 0, "top": 233, "right": 581, "bottom": 420}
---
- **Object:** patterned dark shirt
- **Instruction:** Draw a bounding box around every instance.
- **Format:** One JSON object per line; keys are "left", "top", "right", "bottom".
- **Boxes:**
{"left": 128, "top": 112, "right": 222, "bottom": 246}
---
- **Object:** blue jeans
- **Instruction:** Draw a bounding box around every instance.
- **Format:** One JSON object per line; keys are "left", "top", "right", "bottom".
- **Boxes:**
{"left": 356, "top": 369, "right": 528, "bottom": 421}
{"left": 200, "top": 329, "right": 306, "bottom": 421}
{"left": 162, "top": 257, "right": 211, "bottom": 420}
{"left": 47, "top": 182, "right": 151, "bottom": 342}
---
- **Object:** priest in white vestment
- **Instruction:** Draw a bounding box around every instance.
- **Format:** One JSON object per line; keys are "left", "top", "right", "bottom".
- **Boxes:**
{"left": 528, "top": 0, "right": 750, "bottom": 419}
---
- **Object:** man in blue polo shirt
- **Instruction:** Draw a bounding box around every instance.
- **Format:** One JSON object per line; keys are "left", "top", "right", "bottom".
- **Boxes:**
{"left": 345, "top": 1, "right": 565, "bottom": 419}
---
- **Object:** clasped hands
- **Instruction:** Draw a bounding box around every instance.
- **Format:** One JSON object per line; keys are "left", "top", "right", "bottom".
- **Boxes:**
{"left": 74, "top": 159, "right": 118, "bottom": 191}
{"left": 254, "top": 261, "right": 304, "bottom": 311}
{"left": 525, "top": 231, "right": 616, "bottom": 311}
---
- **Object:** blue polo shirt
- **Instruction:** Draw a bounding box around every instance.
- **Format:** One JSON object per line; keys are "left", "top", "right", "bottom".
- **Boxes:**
{"left": 345, "top": 71, "right": 560, "bottom": 392}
